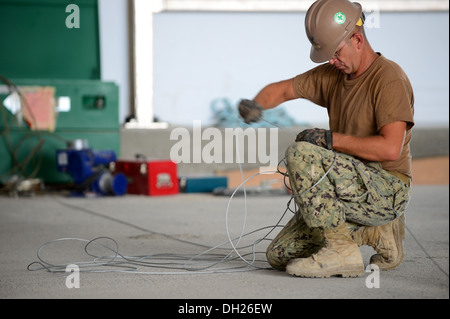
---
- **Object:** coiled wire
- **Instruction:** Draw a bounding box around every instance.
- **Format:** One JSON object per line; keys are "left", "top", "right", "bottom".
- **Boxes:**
{"left": 27, "top": 118, "right": 448, "bottom": 278}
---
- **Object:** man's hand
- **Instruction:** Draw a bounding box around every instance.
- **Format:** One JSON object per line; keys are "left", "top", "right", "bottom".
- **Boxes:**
{"left": 238, "top": 99, "right": 263, "bottom": 124}
{"left": 296, "top": 128, "right": 333, "bottom": 150}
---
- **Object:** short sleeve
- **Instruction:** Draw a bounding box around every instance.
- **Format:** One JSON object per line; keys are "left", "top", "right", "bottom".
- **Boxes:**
{"left": 375, "top": 79, "right": 415, "bottom": 131}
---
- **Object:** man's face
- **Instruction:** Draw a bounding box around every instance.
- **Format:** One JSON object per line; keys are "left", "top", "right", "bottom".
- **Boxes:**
{"left": 328, "top": 34, "right": 358, "bottom": 75}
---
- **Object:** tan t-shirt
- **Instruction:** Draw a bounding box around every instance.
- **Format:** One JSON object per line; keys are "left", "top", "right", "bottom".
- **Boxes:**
{"left": 293, "top": 54, "right": 415, "bottom": 177}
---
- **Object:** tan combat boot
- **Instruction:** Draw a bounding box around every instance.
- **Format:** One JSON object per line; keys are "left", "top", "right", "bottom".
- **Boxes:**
{"left": 351, "top": 214, "right": 405, "bottom": 270}
{"left": 286, "top": 224, "right": 364, "bottom": 278}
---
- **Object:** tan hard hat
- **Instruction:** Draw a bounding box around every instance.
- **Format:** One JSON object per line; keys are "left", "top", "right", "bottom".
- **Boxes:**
{"left": 305, "top": 0, "right": 363, "bottom": 63}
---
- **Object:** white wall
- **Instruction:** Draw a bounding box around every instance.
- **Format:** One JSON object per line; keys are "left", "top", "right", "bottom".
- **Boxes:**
{"left": 98, "top": 0, "right": 130, "bottom": 125}
{"left": 98, "top": 3, "right": 449, "bottom": 128}
{"left": 152, "top": 11, "right": 449, "bottom": 127}
{"left": 365, "top": 12, "right": 449, "bottom": 127}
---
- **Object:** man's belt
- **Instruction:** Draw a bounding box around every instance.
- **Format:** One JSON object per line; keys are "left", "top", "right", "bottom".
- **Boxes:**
{"left": 388, "top": 171, "right": 411, "bottom": 187}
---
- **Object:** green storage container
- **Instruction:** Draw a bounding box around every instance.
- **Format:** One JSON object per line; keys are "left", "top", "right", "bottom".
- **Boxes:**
{"left": 0, "top": 0, "right": 121, "bottom": 184}
{"left": 0, "top": 0, "right": 101, "bottom": 80}
{"left": 0, "top": 79, "right": 120, "bottom": 183}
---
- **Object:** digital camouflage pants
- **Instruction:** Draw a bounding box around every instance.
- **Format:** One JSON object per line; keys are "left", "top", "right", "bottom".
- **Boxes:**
{"left": 266, "top": 142, "right": 411, "bottom": 270}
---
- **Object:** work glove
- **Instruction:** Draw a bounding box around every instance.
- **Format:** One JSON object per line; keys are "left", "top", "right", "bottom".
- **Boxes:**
{"left": 238, "top": 99, "right": 263, "bottom": 124}
{"left": 295, "top": 128, "right": 333, "bottom": 150}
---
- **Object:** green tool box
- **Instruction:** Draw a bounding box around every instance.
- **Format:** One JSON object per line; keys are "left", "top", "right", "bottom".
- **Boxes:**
{"left": 0, "top": 0, "right": 101, "bottom": 80}
{"left": 0, "top": 79, "right": 120, "bottom": 183}
{"left": 0, "top": 0, "right": 121, "bottom": 184}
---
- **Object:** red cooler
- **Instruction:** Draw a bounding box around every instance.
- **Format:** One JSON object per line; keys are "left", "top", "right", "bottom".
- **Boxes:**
{"left": 115, "top": 160, "right": 179, "bottom": 196}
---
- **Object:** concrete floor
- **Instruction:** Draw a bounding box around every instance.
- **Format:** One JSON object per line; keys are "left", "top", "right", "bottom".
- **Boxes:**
{"left": 0, "top": 184, "right": 448, "bottom": 299}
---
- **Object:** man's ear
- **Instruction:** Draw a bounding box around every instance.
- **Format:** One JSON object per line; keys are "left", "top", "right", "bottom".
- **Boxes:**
{"left": 353, "top": 32, "right": 364, "bottom": 50}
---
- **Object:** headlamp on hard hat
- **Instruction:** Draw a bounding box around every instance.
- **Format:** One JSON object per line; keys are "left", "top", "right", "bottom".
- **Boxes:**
{"left": 356, "top": 12, "right": 366, "bottom": 26}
